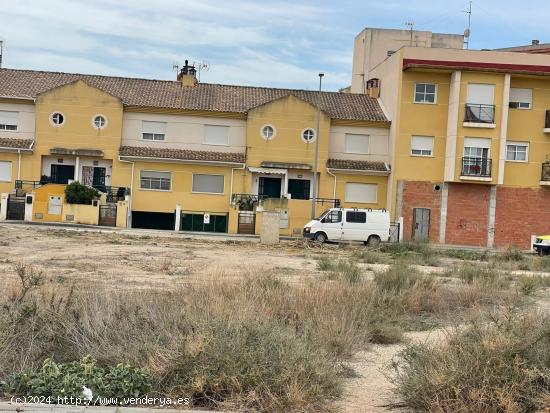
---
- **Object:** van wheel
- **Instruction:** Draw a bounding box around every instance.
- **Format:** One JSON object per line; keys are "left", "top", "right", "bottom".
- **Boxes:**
{"left": 366, "top": 235, "right": 381, "bottom": 248}
{"left": 314, "top": 232, "right": 328, "bottom": 243}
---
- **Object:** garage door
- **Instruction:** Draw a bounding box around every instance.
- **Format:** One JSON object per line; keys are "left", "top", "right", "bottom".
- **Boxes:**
{"left": 132, "top": 211, "right": 175, "bottom": 230}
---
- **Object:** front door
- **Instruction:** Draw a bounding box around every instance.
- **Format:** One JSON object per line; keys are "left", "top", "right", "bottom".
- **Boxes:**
{"left": 412, "top": 208, "right": 430, "bottom": 241}
{"left": 50, "top": 164, "right": 75, "bottom": 184}
{"left": 259, "top": 177, "right": 282, "bottom": 198}
{"left": 92, "top": 167, "right": 106, "bottom": 191}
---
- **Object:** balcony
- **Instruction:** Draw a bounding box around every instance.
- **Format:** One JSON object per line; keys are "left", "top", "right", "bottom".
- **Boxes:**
{"left": 541, "top": 162, "right": 550, "bottom": 186}
{"left": 544, "top": 110, "right": 550, "bottom": 133}
{"left": 464, "top": 104, "right": 496, "bottom": 128}
{"left": 460, "top": 157, "right": 492, "bottom": 181}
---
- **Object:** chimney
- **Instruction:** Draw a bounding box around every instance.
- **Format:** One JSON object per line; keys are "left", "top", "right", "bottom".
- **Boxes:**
{"left": 532, "top": 39, "right": 540, "bottom": 46}
{"left": 366, "top": 78, "right": 380, "bottom": 98}
{"left": 177, "top": 60, "right": 198, "bottom": 86}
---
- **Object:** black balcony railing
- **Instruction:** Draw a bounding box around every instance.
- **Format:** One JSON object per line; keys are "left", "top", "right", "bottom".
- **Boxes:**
{"left": 545, "top": 110, "right": 550, "bottom": 129}
{"left": 542, "top": 163, "right": 550, "bottom": 181}
{"left": 461, "top": 157, "right": 492, "bottom": 178}
{"left": 464, "top": 104, "right": 495, "bottom": 124}
{"left": 92, "top": 185, "right": 130, "bottom": 203}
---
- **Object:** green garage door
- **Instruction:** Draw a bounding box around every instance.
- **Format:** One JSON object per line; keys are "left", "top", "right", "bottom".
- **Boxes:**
{"left": 181, "top": 213, "right": 228, "bottom": 233}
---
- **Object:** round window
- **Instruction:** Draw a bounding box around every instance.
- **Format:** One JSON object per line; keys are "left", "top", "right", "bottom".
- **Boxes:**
{"left": 261, "top": 124, "right": 276, "bottom": 140}
{"left": 51, "top": 112, "right": 65, "bottom": 126}
{"left": 92, "top": 115, "right": 107, "bottom": 129}
{"left": 301, "top": 128, "right": 316, "bottom": 143}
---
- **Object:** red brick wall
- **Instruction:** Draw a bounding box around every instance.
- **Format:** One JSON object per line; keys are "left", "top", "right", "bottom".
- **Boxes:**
{"left": 401, "top": 181, "right": 441, "bottom": 242}
{"left": 445, "top": 183, "right": 490, "bottom": 247}
{"left": 495, "top": 187, "right": 550, "bottom": 249}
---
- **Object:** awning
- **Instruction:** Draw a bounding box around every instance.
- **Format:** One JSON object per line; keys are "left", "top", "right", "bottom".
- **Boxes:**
{"left": 50, "top": 148, "right": 104, "bottom": 157}
{"left": 260, "top": 161, "right": 311, "bottom": 170}
{"left": 248, "top": 166, "right": 287, "bottom": 175}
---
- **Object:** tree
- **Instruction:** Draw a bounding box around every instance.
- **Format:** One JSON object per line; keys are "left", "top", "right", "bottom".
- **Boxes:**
{"left": 64, "top": 182, "right": 100, "bottom": 205}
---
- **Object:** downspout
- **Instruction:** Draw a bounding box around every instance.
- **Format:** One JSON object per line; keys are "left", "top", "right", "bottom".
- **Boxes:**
{"left": 118, "top": 157, "right": 134, "bottom": 228}
{"left": 326, "top": 168, "right": 337, "bottom": 205}
{"left": 17, "top": 149, "right": 21, "bottom": 180}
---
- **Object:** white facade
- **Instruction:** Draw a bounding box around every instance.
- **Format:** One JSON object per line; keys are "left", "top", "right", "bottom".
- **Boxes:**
{"left": 0, "top": 102, "right": 36, "bottom": 142}
{"left": 328, "top": 125, "right": 390, "bottom": 162}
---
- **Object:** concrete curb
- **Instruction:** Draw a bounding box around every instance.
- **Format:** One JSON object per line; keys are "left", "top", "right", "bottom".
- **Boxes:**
{"left": 0, "top": 402, "right": 219, "bottom": 413}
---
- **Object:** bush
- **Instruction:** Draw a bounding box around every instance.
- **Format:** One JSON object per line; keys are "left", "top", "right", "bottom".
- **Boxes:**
{"left": 380, "top": 242, "right": 440, "bottom": 266}
{"left": 3, "top": 356, "right": 152, "bottom": 401}
{"left": 64, "top": 182, "right": 100, "bottom": 205}
{"left": 316, "top": 258, "right": 363, "bottom": 283}
{"left": 391, "top": 311, "right": 550, "bottom": 412}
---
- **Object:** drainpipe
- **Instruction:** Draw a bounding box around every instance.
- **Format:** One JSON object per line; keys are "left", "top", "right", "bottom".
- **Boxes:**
{"left": 17, "top": 149, "right": 21, "bottom": 180}
{"left": 326, "top": 168, "right": 337, "bottom": 202}
{"left": 118, "top": 157, "right": 134, "bottom": 228}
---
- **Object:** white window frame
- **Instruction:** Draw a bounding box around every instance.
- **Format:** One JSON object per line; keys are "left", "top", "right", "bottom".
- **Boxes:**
{"left": 203, "top": 124, "right": 230, "bottom": 146}
{"left": 0, "top": 161, "right": 12, "bottom": 182}
{"left": 139, "top": 170, "right": 171, "bottom": 191}
{"left": 506, "top": 140, "right": 529, "bottom": 162}
{"left": 344, "top": 183, "right": 378, "bottom": 204}
{"left": 260, "top": 124, "right": 276, "bottom": 140}
{"left": 50, "top": 112, "right": 65, "bottom": 127}
{"left": 142, "top": 121, "right": 166, "bottom": 141}
{"left": 414, "top": 83, "right": 438, "bottom": 104}
{"left": 345, "top": 133, "right": 370, "bottom": 154}
{"left": 509, "top": 88, "right": 532, "bottom": 110}
{"left": 301, "top": 128, "right": 316, "bottom": 144}
{"left": 192, "top": 173, "right": 225, "bottom": 195}
{"left": 92, "top": 114, "right": 108, "bottom": 130}
{"left": 410, "top": 135, "right": 434, "bottom": 157}
{"left": 0, "top": 111, "right": 19, "bottom": 131}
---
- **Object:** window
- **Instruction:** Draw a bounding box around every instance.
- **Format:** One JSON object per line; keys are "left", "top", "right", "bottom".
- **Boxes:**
{"left": 346, "top": 211, "right": 366, "bottom": 223}
{"left": 506, "top": 141, "right": 529, "bottom": 162}
{"left": 0, "top": 161, "right": 12, "bottom": 182}
{"left": 464, "top": 137, "right": 491, "bottom": 157}
{"left": 411, "top": 135, "right": 434, "bottom": 157}
{"left": 288, "top": 179, "right": 310, "bottom": 200}
{"left": 509, "top": 88, "right": 532, "bottom": 109}
{"left": 0, "top": 111, "right": 18, "bottom": 131}
{"left": 414, "top": 83, "right": 437, "bottom": 104}
{"left": 192, "top": 174, "right": 224, "bottom": 194}
{"left": 345, "top": 183, "right": 377, "bottom": 203}
{"left": 260, "top": 124, "right": 276, "bottom": 140}
{"left": 467, "top": 84, "right": 495, "bottom": 105}
{"left": 322, "top": 210, "right": 342, "bottom": 224}
{"left": 142, "top": 121, "right": 166, "bottom": 141}
{"left": 301, "top": 128, "right": 316, "bottom": 143}
{"left": 345, "top": 133, "right": 369, "bottom": 154}
{"left": 92, "top": 115, "right": 107, "bottom": 130}
{"left": 204, "top": 125, "right": 229, "bottom": 146}
{"left": 51, "top": 112, "right": 64, "bottom": 126}
{"left": 140, "top": 170, "right": 171, "bottom": 190}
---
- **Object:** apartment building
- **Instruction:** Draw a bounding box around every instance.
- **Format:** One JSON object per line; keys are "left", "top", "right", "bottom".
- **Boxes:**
{"left": 356, "top": 30, "right": 550, "bottom": 249}
{"left": 0, "top": 63, "right": 391, "bottom": 236}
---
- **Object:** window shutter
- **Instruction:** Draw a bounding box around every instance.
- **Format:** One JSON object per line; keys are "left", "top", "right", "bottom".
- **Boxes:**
{"left": 467, "top": 84, "right": 495, "bottom": 105}
{"left": 411, "top": 136, "right": 434, "bottom": 151}
{"left": 0, "top": 161, "right": 12, "bottom": 181}
{"left": 0, "top": 111, "right": 19, "bottom": 126}
{"left": 345, "top": 134, "right": 369, "bottom": 154}
{"left": 509, "top": 88, "right": 532, "bottom": 104}
{"left": 142, "top": 121, "right": 166, "bottom": 134}
{"left": 464, "top": 137, "right": 491, "bottom": 148}
{"left": 193, "top": 174, "right": 225, "bottom": 194}
{"left": 345, "top": 183, "right": 377, "bottom": 203}
{"left": 204, "top": 125, "right": 229, "bottom": 145}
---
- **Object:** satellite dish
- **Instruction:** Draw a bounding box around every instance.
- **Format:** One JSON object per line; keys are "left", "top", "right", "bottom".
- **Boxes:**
{"left": 200, "top": 61, "right": 210, "bottom": 72}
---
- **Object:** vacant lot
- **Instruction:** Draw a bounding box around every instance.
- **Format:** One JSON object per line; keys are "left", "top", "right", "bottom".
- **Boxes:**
{"left": 2, "top": 224, "right": 550, "bottom": 412}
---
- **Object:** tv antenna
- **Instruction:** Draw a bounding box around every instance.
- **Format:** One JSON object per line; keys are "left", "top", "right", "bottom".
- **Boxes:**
{"left": 172, "top": 62, "right": 180, "bottom": 73}
{"left": 197, "top": 61, "right": 210, "bottom": 81}
{"left": 404, "top": 21, "right": 415, "bottom": 46}
{"left": 463, "top": 1, "right": 472, "bottom": 49}
{"left": 0, "top": 40, "right": 4, "bottom": 69}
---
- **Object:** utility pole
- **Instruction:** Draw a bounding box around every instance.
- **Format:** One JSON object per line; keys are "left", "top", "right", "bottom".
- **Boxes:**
{"left": 0, "top": 41, "right": 3, "bottom": 69}
{"left": 310, "top": 72, "right": 324, "bottom": 220}
{"left": 464, "top": 1, "right": 472, "bottom": 49}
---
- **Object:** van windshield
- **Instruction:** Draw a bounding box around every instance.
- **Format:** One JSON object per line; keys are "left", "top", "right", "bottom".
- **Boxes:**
{"left": 316, "top": 210, "right": 330, "bottom": 220}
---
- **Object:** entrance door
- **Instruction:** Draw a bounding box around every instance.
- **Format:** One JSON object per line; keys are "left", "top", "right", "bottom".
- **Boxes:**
{"left": 259, "top": 177, "right": 282, "bottom": 198}
{"left": 92, "top": 167, "right": 107, "bottom": 191}
{"left": 99, "top": 205, "right": 117, "bottom": 227}
{"left": 50, "top": 164, "right": 75, "bottom": 184}
{"left": 412, "top": 208, "right": 430, "bottom": 241}
{"left": 6, "top": 195, "right": 25, "bottom": 220}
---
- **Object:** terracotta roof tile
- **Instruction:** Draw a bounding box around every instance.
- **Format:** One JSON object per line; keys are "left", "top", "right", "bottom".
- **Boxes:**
{"left": 326, "top": 158, "right": 390, "bottom": 172}
{"left": 0, "top": 137, "right": 34, "bottom": 150}
{"left": 119, "top": 146, "right": 245, "bottom": 164}
{"left": 0, "top": 68, "right": 389, "bottom": 122}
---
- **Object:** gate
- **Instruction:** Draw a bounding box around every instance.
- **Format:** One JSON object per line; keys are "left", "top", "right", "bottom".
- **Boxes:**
{"left": 181, "top": 212, "right": 228, "bottom": 233}
{"left": 6, "top": 196, "right": 25, "bottom": 220}
{"left": 412, "top": 208, "right": 430, "bottom": 241}
{"left": 99, "top": 205, "right": 117, "bottom": 227}
{"left": 238, "top": 211, "right": 256, "bottom": 234}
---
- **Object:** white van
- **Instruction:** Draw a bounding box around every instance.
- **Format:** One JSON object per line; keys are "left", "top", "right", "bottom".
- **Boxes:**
{"left": 303, "top": 208, "right": 390, "bottom": 246}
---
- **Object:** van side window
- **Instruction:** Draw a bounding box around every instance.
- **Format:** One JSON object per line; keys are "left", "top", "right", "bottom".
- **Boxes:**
{"left": 346, "top": 211, "right": 367, "bottom": 223}
{"left": 323, "top": 210, "right": 342, "bottom": 223}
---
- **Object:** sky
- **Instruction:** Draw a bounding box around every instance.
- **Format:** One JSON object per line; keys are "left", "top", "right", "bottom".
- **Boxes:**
{"left": 0, "top": 0, "right": 549, "bottom": 91}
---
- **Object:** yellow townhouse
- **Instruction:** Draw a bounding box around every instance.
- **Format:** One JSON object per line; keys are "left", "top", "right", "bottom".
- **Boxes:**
{"left": 351, "top": 27, "right": 550, "bottom": 249}
{"left": 0, "top": 62, "right": 391, "bottom": 237}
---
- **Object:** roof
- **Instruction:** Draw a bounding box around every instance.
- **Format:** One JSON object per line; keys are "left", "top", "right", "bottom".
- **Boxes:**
{"left": 0, "top": 68, "right": 389, "bottom": 122}
{"left": 494, "top": 43, "right": 550, "bottom": 54}
{"left": 0, "top": 137, "right": 34, "bottom": 150}
{"left": 119, "top": 146, "right": 245, "bottom": 164}
{"left": 326, "top": 158, "right": 390, "bottom": 173}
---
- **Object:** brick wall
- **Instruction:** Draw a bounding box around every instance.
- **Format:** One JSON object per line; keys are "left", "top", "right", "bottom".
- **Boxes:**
{"left": 495, "top": 186, "right": 550, "bottom": 249}
{"left": 445, "top": 183, "right": 490, "bottom": 247}
{"left": 401, "top": 181, "right": 441, "bottom": 242}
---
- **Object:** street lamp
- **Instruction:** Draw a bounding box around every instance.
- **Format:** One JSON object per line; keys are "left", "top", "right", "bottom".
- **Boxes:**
{"left": 311, "top": 72, "right": 324, "bottom": 220}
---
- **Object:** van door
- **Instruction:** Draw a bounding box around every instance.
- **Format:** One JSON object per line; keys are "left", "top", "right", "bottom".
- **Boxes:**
{"left": 412, "top": 208, "right": 430, "bottom": 241}
{"left": 319, "top": 210, "right": 343, "bottom": 241}
{"left": 342, "top": 210, "right": 367, "bottom": 241}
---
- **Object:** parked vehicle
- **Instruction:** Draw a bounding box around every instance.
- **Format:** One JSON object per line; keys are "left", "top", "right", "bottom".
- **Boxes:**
{"left": 303, "top": 208, "right": 390, "bottom": 246}
{"left": 533, "top": 235, "right": 550, "bottom": 255}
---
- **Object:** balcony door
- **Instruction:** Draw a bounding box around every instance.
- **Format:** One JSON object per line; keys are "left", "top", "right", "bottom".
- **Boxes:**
{"left": 50, "top": 164, "right": 75, "bottom": 184}
{"left": 463, "top": 138, "right": 491, "bottom": 177}
{"left": 258, "top": 177, "right": 282, "bottom": 198}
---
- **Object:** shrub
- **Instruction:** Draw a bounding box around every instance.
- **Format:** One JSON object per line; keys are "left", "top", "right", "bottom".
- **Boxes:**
{"left": 3, "top": 356, "right": 152, "bottom": 401}
{"left": 64, "top": 182, "right": 100, "bottom": 205}
{"left": 381, "top": 242, "right": 440, "bottom": 266}
{"left": 391, "top": 311, "right": 550, "bottom": 412}
{"left": 440, "top": 248, "right": 488, "bottom": 261}
{"left": 316, "top": 258, "right": 363, "bottom": 283}
{"left": 446, "top": 263, "right": 510, "bottom": 289}
{"left": 500, "top": 246, "right": 525, "bottom": 262}
{"left": 352, "top": 249, "right": 389, "bottom": 264}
